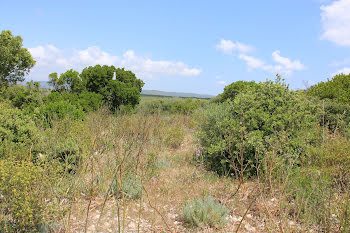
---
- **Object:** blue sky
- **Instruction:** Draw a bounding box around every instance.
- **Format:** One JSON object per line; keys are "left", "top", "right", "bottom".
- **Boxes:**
{"left": 1, "top": 0, "right": 350, "bottom": 95}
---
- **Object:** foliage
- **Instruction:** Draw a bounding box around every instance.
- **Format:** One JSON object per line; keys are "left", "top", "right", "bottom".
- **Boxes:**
{"left": 111, "top": 174, "right": 143, "bottom": 200}
{"left": 0, "top": 30, "right": 36, "bottom": 88}
{"left": 49, "top": 65, "right": 144, "bottom": 111}
{"left": 307, "top": 136, "right": 350, "bottom": 190}
{"left": 182, "top": 196, "right": 228, "bottom": 228}
{"left": 307, "top": 73, "right": 350, "bottom": 104}
{"left": 45, "top": 91, "right": 103, "bottom": 112}
{"left": 163, "top": 122, "right": 185, "bottom": 149}
{"left": 0, "top": 102, "right": 39, "bottom": 160}
{"left": 38, "top": 99, "right": 85, "bottom": 126}
{"left": 195, "top": 77, "right": 321, "bottom": 176}
{"left": 0, "top": 160, "right": 58, "bottom": 232}
{"left": 49, "top": 69, "right": 85, "bottom": 93}
{"left": 139, "top": 97, "right": 207, "bottom": 114}
{"left": 321, "top": 99, "right": 350, "bottom": 134}
{"left": 220, "top": 80, "right": 258, "bottom": 102}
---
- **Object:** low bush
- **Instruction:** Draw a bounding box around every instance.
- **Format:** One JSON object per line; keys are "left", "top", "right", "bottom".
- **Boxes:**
{"left": 111, "top": 173, "right": 143, "bottom": 200}
{"left": 195, "top": 77, "right": 321, "bottom": 176}
{"left": 0, "top": 102, "right": 39, "bottom": 160}
{"left": 307, "top": 136, "right": 350, "bottom": 190}
{"left": 182, "top": 196, "right": 228, "bottom": 228}
{"left": 0, "top": 160, "right": 58, "bottom": 232}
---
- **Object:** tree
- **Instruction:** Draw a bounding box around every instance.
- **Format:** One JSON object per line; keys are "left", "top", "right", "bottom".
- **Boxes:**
{"left": 80, "top": 65, "right": 116, "bottom": 94}
{"left": 80, "top": 65, "right": 144, "bottom": 110}
{"left": 0, "top": 30, "right": 36, "bottom": 87}
{"left": 50, "top": 65, "right": 144, "bottom": 111}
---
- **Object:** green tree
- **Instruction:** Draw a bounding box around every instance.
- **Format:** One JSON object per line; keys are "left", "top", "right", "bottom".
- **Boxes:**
{"left": 80, "top": 65, "right": 144, "bottom": 110}
{"left": 0, "top": 30, "right": 36, "bottom": 88}
{"left": 80, "top": 65, "right": 116, "bottom": 94}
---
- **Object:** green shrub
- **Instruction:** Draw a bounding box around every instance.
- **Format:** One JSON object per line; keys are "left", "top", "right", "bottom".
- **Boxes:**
{"left": 321, "top": 99, "right": 350, "bottom": 134}
{"left": 182, "top": 196, "right": 228, "bottom": 228}
{"left": 37, "top": 117, "right": 92, "bottom": 173}
{"left": 0, "top": 160, "right": 57, "bottom": 232}
{"left": 220, "top": 80, "right": 258, "bottom": 102}
{"left": 0, "top": 102, "right": 39, "bottom": 159}
{"left": 111, "top": 173, "right": 143, "bottom": 200}
{"left": 38, "top": 100, "right": 85, "bottom": 126}
{"left": 287, "top": 168, "right": 332, "bottom": 229}
{"left": 196, "top": 77, "right": 320, "bottom": 176}
{"left": 307, "top": 136, "right": 350, "bottom": 190}
{"left": 307, "top": 73, "right": 350, "bottom": 104}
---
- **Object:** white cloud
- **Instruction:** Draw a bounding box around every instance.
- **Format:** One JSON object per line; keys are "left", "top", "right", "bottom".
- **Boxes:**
{"left": 216, "top": 39, "right": 305, "bottom": 76}
{"left": 238, "top": 51, "right": 305, "bottom": 75}
{"left": 216, "top": 39, "right": 254, "bottom": 54}
{"left": 333, "top": 67, "right": 350, "bottom": 76}
{"left": 216, "top": 80, "right": 227, "bottom": 85}
{"left": 27, "top": 45, "right": 201, "bottom": 80}
{"left": 320, "top": 0, "right": 350, "bottom": 46}
{"left": 215, "top": 75, "right": 221, "bottom": 79}
{"left": 272, "top": 50, "right": 305, "bottom": 71}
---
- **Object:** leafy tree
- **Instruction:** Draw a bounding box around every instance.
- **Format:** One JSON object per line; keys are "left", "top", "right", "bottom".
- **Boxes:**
{"left": 307, "top": 73, "right": 350, "bottom": 104}
{"left": 0, "top": 30, "right": 36, "bottom": 87}
{"left": 59, "top": 69, "right": 84, "bottom": 93}
{"left": 49, "top": 69, "right": 84, "bottom": 93}
{"left": 48, "top": 72, "right": 60, "bottom": 90}
{"left": 80, "top": 65, "right": 144, "bottom": 110}
{"left": 80, "top": 65, "right": 116, "bottom": 94}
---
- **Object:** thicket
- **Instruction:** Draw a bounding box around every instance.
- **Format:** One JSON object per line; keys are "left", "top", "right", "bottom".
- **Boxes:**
{"left": 195, "top": 77, "right": 321, "bottom": 176}
{"left": 194, "top": 75, "right": 350, "bottom": 231}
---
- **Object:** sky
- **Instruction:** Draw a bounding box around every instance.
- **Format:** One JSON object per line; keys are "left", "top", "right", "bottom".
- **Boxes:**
{"left": 1, "top": 0, "right": 350, "bottom": 95}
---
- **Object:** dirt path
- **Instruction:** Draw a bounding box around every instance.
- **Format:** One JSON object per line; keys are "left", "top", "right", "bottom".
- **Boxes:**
{"left": 69, "top": 132, "right": 265, "bottom": 233}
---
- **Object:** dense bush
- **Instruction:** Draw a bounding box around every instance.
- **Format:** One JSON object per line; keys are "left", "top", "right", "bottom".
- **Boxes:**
{"left": 307, "top": 136, "right": 350, "bottom": 190}
{"left": 38, "top": 100, "right": 85, "bottom": 126}
{"left": 307, "top": 73, "right": 350, "bottom": 104}
{"left": 220, "top": 80, "right": 258, "bottom": 102}
{"left": 0, "top": 160, "right": 58, "bottom": 232}
{"left": 0, "top": 102, "right": 39, "bottom": 159}
{"left": 320, "top": 99, "right": 350, "bottom": 134}
{"left": 182, "top": 196, "right": 228, "bottom": 228}
{"left": 195, "top": 78, "right": 321, "bottom": 176}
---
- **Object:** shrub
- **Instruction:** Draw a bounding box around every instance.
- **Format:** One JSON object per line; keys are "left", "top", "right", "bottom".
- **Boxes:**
{"left": 139, "top": 97, "right": 208, "bottom": 115}
{"left": 182, "top": 196, "right": 228, "bottom": 228}
{"left": 307, "top": 136, "right": 350, "bottom": 190}
{"left": 321, "top": 99, "right": 350, "bottom": 134}
{"left": 163, "top": 123, "right": 185, "bottom": 149}
{"left": 220, "top": 80, "right": 258, "bottom": 102}
{"left": 195, "top": 77, "right": 321, "bottom": 176}
{"left": 0, "top": 102, "right": 39, "bottom": 159}
{"left": 0, "top": 160, "right": 57, "bottom": 232}
{"left": 307, "top": 73, "right": 350, "bottom": 104}
{"left": 38, "top": 100, "right": 85, "bottom": 126}
{"left": 111, "top": 173, "right": 143, "bottom": 200}
{"left": 37, "top": 117, "right": 92, "bottom": 173}
{"left": 287, "top": 168, "right": 332, "bottom": 229}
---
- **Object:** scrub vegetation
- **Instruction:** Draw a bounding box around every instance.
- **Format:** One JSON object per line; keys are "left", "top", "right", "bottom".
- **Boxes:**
{"left": 1, "top": 30, "right": 350, "bottom": 232}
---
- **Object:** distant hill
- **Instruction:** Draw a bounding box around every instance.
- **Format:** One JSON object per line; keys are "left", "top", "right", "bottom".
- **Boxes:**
{"left": 21, "top": 81, "right": 214, "bottom": 99}
{"left": 141, "top": 90, "right": 214, "bottom": 99}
